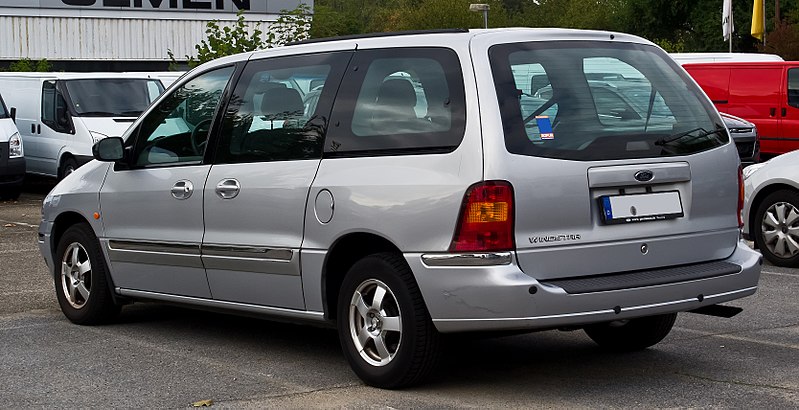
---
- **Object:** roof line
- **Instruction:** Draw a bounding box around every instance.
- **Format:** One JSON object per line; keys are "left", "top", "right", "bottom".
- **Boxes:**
{"left": 287, "top": 29, "right": 470, "bottom": 46}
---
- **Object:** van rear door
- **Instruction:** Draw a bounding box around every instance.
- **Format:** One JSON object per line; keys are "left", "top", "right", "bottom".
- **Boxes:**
{"left": 727, "top": 65, "right": 783, "bottom": 154}
{"left": 485, "top": 40, "right": 741, "bottom": 281}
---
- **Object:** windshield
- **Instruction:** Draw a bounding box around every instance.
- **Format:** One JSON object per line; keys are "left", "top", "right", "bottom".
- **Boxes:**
{"left": 64, "top": 79, "right": 164, "bottom": 117}
{"left": 489, "top": 41, "right": 727, "bottom": 161}
{"left": 0, "top": 96, "right": 7, "bottom": 119}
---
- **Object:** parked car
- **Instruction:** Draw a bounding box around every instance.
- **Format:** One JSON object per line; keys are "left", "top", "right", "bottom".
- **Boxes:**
{"left": 682, "top": 61, "right": 799, "bottom": 157}
{"left": 720, "top": 112, "right": 760, "bottom": 165}
{"left": 742, "top": 150, "right": 799, "bottom": 267}
{"left": 0, "top": 73, "right": 164, "bottom": 179}
{"left": 0, "top": 92, "right": 24, "bottom": 199}
{"left": 39, "top": 28, "right": 761, "bottom": 388}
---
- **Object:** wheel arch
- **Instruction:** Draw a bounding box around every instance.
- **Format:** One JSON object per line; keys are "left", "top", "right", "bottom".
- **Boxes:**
{"left": 57, "top": 152, "right": 77, "bottom": 179}
{"left": 50, "top": 211, "right": 93, "bottom": 275}
{"left": 322, "top": 232, "right": 405, "bottom": 321}
{"left": 748, "top": 183, "right": 799, "bottom": 235}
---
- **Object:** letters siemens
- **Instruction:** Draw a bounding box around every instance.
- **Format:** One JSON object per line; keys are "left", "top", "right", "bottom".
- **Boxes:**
{"left": 58, "top": 0, "right": 252, "bottom": 11}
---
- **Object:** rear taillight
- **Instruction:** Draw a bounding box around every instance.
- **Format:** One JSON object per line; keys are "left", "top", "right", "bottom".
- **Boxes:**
{"left": 449, "top": 181, "right": 515, "bottom": 252}
{"left": 738, "top": 165, "right": 745, "bottom": 228}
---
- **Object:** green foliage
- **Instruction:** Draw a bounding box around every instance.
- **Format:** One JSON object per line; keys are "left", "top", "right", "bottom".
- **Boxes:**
{"left": 308, "top": 0, "right": 799, "bottom": 57}
{"left": 7, "top": 58, "right": 52, "bottom": 72}
{"left": 171, "top": 5, "right": 311, "bottom": 69}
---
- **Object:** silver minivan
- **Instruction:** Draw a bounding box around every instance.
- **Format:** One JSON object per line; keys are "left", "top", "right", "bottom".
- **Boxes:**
{"left": 39, "top": 29, "right": 762, "bottom": 388}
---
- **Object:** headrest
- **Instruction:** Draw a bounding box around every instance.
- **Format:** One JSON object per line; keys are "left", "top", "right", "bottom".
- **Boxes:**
{"left": 261, "top": 87, "right": 303, "bottom": 116}
{"left": 376, "top": 79, "right": 417, "bottom": 108}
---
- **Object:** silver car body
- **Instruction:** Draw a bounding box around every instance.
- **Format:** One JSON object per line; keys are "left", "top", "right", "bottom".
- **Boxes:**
{"left": 39, "top": 29, "right": 761, "bottom": 334}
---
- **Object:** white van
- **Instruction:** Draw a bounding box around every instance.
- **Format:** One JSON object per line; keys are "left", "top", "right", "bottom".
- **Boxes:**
{"left": 0, "top": 73, "right": 164, "bottom": 179}
{"left": 140, "top": 71, "right": 186, "bottom": 89}
{"left": 0, "top": 92, "right": 24, "bottom": 199}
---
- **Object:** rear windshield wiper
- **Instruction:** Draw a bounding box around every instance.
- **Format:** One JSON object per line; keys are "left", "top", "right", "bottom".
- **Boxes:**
{"left": 655, "top": 127, "right": 725, "bottom": 146}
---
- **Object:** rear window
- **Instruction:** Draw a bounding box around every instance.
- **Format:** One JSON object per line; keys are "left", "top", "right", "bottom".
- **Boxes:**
{"left": 490, "top": 41, "right": 727, "bottom": 161}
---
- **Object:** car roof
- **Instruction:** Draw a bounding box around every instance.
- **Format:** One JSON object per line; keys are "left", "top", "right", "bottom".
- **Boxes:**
{"left": 192, "top": 28, "right": 657, "bottom": 74}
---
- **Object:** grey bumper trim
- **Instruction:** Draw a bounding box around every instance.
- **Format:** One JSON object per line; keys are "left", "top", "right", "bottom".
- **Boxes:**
{"left": 421, "top": 252, "right": 512, "bottom": 266}
{"left": 433, "top": 286, "right": 758, "bottom": 333}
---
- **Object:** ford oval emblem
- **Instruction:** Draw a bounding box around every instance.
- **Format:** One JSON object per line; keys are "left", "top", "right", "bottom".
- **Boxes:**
{"left": 634, "top": 170, "right": 654, "bottom": 182}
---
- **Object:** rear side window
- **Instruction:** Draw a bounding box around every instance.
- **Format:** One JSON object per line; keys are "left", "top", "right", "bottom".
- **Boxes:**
{"left": 326, "top": 47, "right": 466, "bottom": 156}
{"left": 788, "top": 68, "right": 799, "bottom": 108}
{"left": 215, "top": 52, "right": 350, "bottom": 164}
{"left": 490, "top": 41, "right": 727, "bottom": 161}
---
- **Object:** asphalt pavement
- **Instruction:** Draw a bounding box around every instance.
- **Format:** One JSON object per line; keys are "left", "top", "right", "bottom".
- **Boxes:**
{"left": 0, "top": 179, "right": 797, "bottom": 408}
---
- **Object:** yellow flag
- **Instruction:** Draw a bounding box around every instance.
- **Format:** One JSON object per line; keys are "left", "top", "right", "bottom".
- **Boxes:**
{"left": 752, "top": 0, "right": 765, "bottom": 40}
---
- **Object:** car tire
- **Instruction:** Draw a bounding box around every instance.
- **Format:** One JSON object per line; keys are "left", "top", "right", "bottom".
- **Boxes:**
{"left": 59, "top": 157, "right": 78, "bottom": 180}
{"left": 337, "top": 252, "right": 440, "bottom": 389}
{"left": 584, "top": 313, "right": 677, "bottom": 352}
{"left": 753, "top": 189, "right": 799, "bottom": 267}
{"left": 54, "top": 223, "right": 120, "bottom": 325}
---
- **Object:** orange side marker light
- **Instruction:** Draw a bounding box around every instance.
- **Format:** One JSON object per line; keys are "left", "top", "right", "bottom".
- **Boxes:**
{"left": 93, "top": 212, "right": 101, "bottom": 220}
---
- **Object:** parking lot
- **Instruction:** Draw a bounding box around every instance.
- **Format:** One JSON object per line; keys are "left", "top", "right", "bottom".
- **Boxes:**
{"left": 1, "top": 180, "right": 797, "bottom": 408}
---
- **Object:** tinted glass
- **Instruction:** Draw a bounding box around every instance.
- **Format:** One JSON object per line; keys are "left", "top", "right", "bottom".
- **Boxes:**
{"left": 0, "top": 95, "right": 7, "bottom": 118}
{"left": 65, "top": 79, "right": 164, "bottom": 117}
{"left": 326, "top": 47, "right": 466, "bottom": 155}
{"left": 788, "top": 68, "right": 799, "bottom": 108}
{"left": 133, "top": 67, "right": 234, "bottom": 167}
{"left": 490, "top": 42, "right": 726, "bottom": 161}
{"left": 216, "top": 52, "right": 349, "bottom": 164}
{"left": 41, "top": 81, "right": 71, "bottom": 133}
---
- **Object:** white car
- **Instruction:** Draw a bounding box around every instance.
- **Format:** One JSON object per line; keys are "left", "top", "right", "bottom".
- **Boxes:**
{"left": 743, "top": 151, "right": 799, "bottom": 266}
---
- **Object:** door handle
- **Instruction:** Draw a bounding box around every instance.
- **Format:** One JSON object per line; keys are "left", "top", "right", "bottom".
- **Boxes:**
{"left": 782, "top": 107, "right": 788, "bottom": 117}
{"left": 170, "top": 180, "right": 194, "bottom": 200}
{"left": 31, "top": 124, "right": 35, "bottom": 133}
{"left": 770, "top": 107, "right": 777, "bottom": 117}
{"left": 215, "top": 178, "right": 241, "bottom": 199}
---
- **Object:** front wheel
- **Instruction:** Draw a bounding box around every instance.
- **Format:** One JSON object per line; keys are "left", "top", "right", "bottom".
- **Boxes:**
{"left": 54, "top": 223, "right": 120, "bottom": 324}
{"left": 59, "top": 157, "right": 78, "bottom": 180}
{"left": 753, "top": 189, "right": 799, "bottom": 267}
{"left": 584, "top": 313, "right": 677, "bottom": 352}
{"left": 337, "top": 253, "right": 440, "bottom": 389}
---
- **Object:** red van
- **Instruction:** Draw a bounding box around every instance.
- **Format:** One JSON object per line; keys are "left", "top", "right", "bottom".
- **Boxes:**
{"left": 683, "top": 61, "right": 799, "bottom": 156}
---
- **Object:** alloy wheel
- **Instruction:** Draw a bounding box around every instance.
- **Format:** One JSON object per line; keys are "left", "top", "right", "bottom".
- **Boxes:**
{"left": 60, "top": 242, "right": 92, "bottom": 309}
{"left": 348, "top": 279, "right": 403, "bottom": 367}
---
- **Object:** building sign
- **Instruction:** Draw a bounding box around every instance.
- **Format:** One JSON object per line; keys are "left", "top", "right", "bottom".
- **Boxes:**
{"left": 1, "top": 1, "right": 308, "bottom": 13}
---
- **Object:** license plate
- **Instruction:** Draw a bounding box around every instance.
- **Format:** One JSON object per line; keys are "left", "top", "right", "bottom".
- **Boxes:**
{"left": 599, "top": 191, "right": 684, "bottom": 224}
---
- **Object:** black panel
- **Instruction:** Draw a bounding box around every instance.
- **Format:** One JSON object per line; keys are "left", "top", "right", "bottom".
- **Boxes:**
{"left": 542, "top": 261, "right": 741, "bottom": 294}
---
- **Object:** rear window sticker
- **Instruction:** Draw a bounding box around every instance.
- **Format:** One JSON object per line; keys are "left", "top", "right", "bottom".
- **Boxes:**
{"left": 536, "top": 116, "right": 554, "bottom": 140}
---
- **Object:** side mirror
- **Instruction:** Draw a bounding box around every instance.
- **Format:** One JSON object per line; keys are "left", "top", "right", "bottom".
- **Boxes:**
{"left": 93, "top": 137, "right": 124, "bottom": 162}
{"left": 9, "top": 107, "right": 16, "bottom": 123}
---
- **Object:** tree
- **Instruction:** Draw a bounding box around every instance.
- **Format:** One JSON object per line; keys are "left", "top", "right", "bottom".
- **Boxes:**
{"left": 171, "top": 5, "right": 311, "bottom": 69}
{"left": 6, "top": 58, "right": 52, "bottom": 72}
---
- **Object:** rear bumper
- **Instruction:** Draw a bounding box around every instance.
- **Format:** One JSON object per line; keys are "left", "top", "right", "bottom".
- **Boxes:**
{"left": 408, "top": 240, "right": 762, "bottom": 333}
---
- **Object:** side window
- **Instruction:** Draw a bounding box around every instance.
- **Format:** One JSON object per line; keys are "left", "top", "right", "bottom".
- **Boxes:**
{"left": 788, "top": 68, "right": 799, "bottom": 108}
{"left": 327, "top": 47, "right": 466, "bottom": 155}
{"left": 216, "top": 52, "right": 349, "bottom": 164}
{"left": 133, "top": 66, "right": 234, "bottom": 167}
{"left": 41, "top": 81, "right": 72, "bottom": 134}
